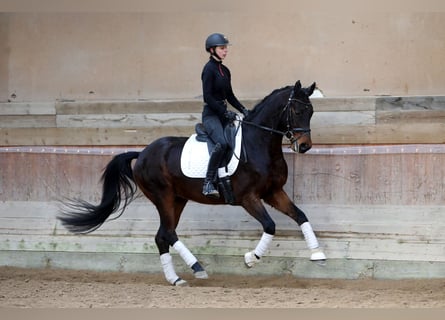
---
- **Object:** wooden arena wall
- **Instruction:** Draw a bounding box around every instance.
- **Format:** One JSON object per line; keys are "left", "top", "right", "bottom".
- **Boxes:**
{"left": 1, "top": 96, "right": 444, "bottom": 279}
{"left": 2, "top": 11, "right": 445, "bottom": 102}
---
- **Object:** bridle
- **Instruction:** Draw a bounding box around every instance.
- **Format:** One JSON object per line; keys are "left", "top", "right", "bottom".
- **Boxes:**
{"left": 241, "top": 89, "right": 312, "bottom": 145}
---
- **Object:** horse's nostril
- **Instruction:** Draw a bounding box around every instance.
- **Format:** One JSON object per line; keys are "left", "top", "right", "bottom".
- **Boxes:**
{"left": 299, "top": 143, "right": 311, "bottom": 153}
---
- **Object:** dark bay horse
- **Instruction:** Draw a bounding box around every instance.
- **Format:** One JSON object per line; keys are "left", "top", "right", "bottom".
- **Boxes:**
{"left": 58, "top": 80, "right": 326, "bottom": 286}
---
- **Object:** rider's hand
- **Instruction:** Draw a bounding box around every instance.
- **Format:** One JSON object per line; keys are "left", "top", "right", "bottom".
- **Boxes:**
{"left": 224, "top": 110, "right": 237, "bottom": 122}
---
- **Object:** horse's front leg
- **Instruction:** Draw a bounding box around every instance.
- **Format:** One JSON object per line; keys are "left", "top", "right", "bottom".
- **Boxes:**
{"left": 265, "top": 190, "right": 326, "bottom": 262}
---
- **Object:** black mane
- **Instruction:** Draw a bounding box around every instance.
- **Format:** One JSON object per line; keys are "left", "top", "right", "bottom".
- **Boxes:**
{"left": 247, "top": 86, "right": 292, "bottom": 119}
{"left": 248, "top": 86, "right": 292, "bottom": 112}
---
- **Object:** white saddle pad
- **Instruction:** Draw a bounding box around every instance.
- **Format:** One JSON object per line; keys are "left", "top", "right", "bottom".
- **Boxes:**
{"left": 181, "top": 119, "right": 243, "bottom": 178}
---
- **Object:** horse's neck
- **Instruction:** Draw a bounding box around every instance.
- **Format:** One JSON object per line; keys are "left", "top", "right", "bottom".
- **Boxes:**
{"left": 244, "top": 109, "right": 287, "bottom": 157}
{"left": 249, "top": 90, "right": 288, "bottom": 133}
{"left": 242, "top": 87, "right": 290, "bottom": 159}
{"left": 242, "top": 125, "right": 285, "bottom": 168}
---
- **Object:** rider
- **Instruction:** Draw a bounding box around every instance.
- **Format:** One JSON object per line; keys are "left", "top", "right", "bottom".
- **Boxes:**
{"left": 201, "top": 33, "right": 249, "bottom": 198}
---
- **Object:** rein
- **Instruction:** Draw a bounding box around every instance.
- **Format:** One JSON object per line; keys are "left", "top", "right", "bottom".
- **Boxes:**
{"left": 229, "top": 88, "right": 312, "bottom": 162}
{"left": 240, "top": 90, "right": 311, "bottom": 141}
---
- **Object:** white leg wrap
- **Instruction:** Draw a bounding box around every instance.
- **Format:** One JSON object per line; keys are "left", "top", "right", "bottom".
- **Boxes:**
{"left": 301, "top": 222, "right": 319, "bottom": 249}
{"left": 244, "top": 232, "right": 274, "bottom": 268}
{"left": 173, "top": 241, "right": 198, "bottom": 268}
{"left": 254, "top": 232, "right": 274, "bottom": 257}
{"left": 160, "top": 253, "right": 180, "bottom": 285}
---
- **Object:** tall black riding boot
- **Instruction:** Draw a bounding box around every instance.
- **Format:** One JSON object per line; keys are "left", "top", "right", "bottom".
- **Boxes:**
{"left": 202, "top": 143, "right": 224, "bottom": 198}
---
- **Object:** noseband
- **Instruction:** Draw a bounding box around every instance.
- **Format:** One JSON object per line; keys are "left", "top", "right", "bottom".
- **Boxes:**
{"left": 241, "top": 89, "right": 312, "bottom": 144}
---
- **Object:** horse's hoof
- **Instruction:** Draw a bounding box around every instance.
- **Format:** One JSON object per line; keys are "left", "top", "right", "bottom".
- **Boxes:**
{"left": 194, "top": 270, "right": 209, "bottom": 279}
{"left": 310, "top": 249, "right": 327, "bottom": 262}
{"left": 173, "top": 278, "right": 188, "bottom": 286}
{"left": 244, "top": 251, "right": 260, "bottom": 268}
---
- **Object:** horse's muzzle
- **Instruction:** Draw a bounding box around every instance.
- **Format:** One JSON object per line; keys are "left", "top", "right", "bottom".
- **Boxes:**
{"left": 290, "top": 133, "right": 312, "bottom": 153}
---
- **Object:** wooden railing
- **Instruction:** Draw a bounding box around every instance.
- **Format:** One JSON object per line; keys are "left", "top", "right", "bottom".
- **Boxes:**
{"left": 1, "top": 96, "right": 444, "bottom": 146}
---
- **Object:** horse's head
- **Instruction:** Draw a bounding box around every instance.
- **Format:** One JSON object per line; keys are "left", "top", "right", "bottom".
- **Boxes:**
{"left": 284, "top": 80, "right": 316, "bottom": 153}
{"left": 244, "top": 81, "right": 316, "bottom": 153}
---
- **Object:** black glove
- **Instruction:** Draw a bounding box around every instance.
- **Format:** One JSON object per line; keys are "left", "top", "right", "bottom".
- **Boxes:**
{"left": 224, "top": 110, "right": 237, "bottom": 122}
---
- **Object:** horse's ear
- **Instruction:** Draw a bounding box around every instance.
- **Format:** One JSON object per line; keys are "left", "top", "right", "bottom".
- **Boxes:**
{"left": 294, "top": 80, "right": 302, "bottom": 91}
{"left": 306, "top": 82, "right": 316, "bottom": 96}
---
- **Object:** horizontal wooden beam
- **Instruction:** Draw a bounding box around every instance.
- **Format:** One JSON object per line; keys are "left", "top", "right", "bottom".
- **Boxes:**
{"left": 0, "top": 102, "right": 55, "bottom": 115}
{"left": 311, "top": 123, "right": 445, "bottom": 144}
{"left": 3, "top": 122, "right": 444, "bottom": 146}
{"left": 1, "top": 96, "right": 444, "bottom": 146}
{"left": 0, "top": 127, "right": 195, "bottom": 146}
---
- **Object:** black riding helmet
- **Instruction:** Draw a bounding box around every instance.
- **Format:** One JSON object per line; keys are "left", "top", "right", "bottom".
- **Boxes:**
{"left": 205, "top": 33, "right": 230, "bottom": 52}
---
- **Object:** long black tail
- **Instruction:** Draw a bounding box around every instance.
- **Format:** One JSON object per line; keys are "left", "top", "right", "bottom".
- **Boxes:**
{"left": 57, "top": 151, "right": 140, "bottom": 234}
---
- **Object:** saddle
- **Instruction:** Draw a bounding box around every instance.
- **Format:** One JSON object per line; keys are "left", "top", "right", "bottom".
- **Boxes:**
{"left": 180, "top": 115, "right": 243, "bottom": 179}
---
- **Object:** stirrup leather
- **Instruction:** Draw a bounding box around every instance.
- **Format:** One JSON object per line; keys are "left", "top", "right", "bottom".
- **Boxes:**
{"left": 218, "top": 176, "right": 235, "bottom": 204}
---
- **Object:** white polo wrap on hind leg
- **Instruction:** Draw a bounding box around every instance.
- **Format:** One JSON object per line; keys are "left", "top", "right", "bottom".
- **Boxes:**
{"left": 173, "top": 240, "right": 198, "bottom": 267}
{"left": 254, "top": 232, "right": 274, "bottom": 257}
{"left": 160, "top": 253, "right": 180, "bottom": 285}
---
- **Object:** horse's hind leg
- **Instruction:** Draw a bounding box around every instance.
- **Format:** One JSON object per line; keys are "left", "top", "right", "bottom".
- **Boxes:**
{"left": 241, "top": 197, "right": 276, "bottom": 268}
{"left": 157, "top": 229, "right": 209, "bottom": 285}
{"left": 156, "top": 226, "right": 187, "bottom": 286}
{"left": 265, "top": 189, "right": 326, "bottom": 262}
{"left": 156, "top": 197, "right": 208, "bottom": 286}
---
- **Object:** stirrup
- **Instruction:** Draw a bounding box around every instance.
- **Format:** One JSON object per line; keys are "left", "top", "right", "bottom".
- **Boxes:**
{"left": 202, "top": 181, "right": 220, "bottom": 198}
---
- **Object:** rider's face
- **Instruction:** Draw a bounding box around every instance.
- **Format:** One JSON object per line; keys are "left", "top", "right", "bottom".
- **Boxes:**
{"left": 212, "top": 45, "right": 228, "bottom": 60}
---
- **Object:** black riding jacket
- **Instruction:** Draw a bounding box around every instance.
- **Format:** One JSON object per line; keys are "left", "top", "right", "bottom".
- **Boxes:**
{"left": 201, "top": 57, "right": 245, "bottom": 120}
